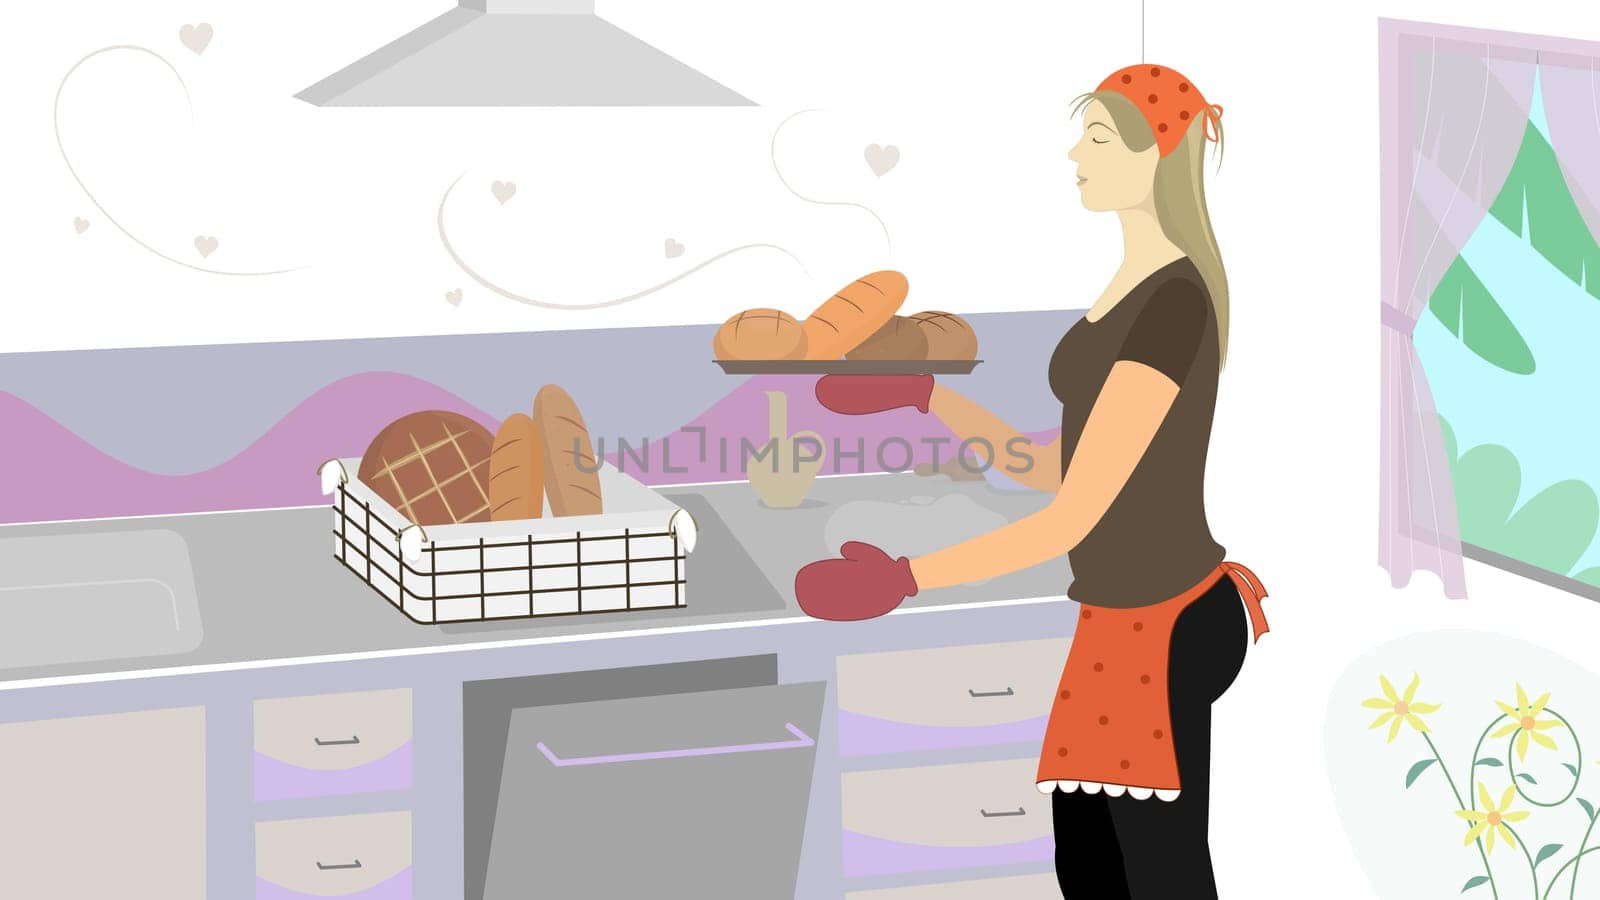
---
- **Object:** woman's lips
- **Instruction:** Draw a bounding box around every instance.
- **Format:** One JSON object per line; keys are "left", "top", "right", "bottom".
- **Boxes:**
{"left": 1076, "top": 177, "right": 1087, "bottom": 186}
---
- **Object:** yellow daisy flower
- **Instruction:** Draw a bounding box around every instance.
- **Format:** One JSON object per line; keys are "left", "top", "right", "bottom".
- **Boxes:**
{"left": 1456, "top": 783, "right": 1529, "bottom": 853}
{"left": 1490, "top": 683, "right": 1563, "bottom": 762}
{"left": 1361, "top": 673, "right": 1441, "bottom": 743}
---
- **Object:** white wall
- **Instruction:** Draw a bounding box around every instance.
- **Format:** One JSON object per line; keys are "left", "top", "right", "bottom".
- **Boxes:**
{"left": 12, "top": 1, "right": 1600, "bottom": 896}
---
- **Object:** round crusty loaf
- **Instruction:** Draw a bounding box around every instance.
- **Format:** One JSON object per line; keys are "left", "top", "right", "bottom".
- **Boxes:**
{"left": 845, "top": 315, "right": 930, "bottom": 361}
{"left": 802, "top": 270, "right": 910, "bottom": 360}
{"left": 358, "top": 411, "right": 495, "bottom": 526}
{"left": 713, "top": 308, "right": 808, "bottom": 361}
{"left": 908, "top": 311, "right": 978, "bottom": 360}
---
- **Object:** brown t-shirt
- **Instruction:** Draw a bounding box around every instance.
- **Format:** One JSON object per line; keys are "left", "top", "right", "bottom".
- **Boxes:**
{"left": 1046, "top": 257, "right": 1225, "bottom": 609}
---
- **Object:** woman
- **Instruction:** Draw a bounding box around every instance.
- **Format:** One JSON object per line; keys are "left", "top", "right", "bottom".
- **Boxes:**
{"left": 795, "top": 64, "right": 1270, "bottom": 899}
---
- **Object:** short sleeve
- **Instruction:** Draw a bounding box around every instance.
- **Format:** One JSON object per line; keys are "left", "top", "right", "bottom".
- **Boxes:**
{"left": 1116, "top": 278, "right": 1209, "bottom": 386}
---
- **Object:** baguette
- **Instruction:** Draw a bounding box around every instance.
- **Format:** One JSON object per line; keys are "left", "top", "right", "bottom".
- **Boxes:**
{"left": 802, "top": 270, "right": 909, "bottom": 360}
{"left": 489, "top": 413, "right": 545, "bottom": 520}
{"left": 532, "top": 385, "right": 604, "bottom": 517}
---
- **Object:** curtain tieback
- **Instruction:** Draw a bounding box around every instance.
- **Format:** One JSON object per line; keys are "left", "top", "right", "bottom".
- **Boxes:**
{"left": 1381, "top": 304, "right": 1416, "bottom": 334}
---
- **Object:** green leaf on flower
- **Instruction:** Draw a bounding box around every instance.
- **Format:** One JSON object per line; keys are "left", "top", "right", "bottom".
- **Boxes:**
{"left": 1518, "top": 772, "right": 1539, "bottom": 785}
{"left": 1579, "top": 798, "right": 1596, "bottom": 822}
{"left": 1406, "top": 758, "right": 1437, "bottom": 788}
{"left": 1536, "top": 843, "right": 1563, "bottom": 867}
{"left": 1477, "top": 757, "right": 1504, "bottom": 768}
{"left": 1462, "top": 875, "right": 1490, "bottom": 892}
{"left": 1565, "top": 763, "right": 1580, "bottom": 777}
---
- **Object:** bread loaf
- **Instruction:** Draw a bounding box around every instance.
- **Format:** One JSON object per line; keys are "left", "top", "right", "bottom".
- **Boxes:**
{"left": 358, "top": 411, "right": 495, "bottom": 526}
{"left": 533, "top": 385, "right": 604, "bottom": 517}
{"left": 489, "top": 413, "right": 544, "bottom": 521}
{"left": 908, "top": 311, "right": 979, "bottom": 360}
{"left": 802, "top": 270, "right": 910, "bottom": 360}
{"left": 844, "top": 314, "right": 929, "bottom": 361}
{"left": 713, "top": 309, "right": 808, "bottom": 360}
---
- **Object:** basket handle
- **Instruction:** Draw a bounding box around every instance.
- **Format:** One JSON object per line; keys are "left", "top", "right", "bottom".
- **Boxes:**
{"left": 668, "top": 507, "right": 698, "bottom": 555}
{"left": 318, "top": 459, "right": 350, "bottom": 496}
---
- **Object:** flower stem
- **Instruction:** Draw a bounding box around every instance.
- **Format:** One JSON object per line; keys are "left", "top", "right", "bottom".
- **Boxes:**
{"left": 1569, "top": 815, "right": 1597, "bottom": 900}
{"left": 1543, "top": 846, "right": 1600, "bottom": 900}
{"left": 1424, "top": 731, "right": 1501, "bottom": 900}
{"left": 1503, "top": 823, "right": 1539, "bottom": 899}
{"left": 1506, "top": 709, "right": 1581, "bottom": 808}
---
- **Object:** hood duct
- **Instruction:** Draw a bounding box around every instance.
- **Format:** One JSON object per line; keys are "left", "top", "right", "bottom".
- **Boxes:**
{"left": 296, "top": 0, "right": 754, "bottom": 107}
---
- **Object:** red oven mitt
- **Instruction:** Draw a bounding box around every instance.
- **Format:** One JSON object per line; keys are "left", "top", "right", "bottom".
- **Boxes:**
{"left": 795, "top": 541, "right": 919, "bottom": 621}
{"left": 814, "top": 374, "right": 934, "bottom": 415}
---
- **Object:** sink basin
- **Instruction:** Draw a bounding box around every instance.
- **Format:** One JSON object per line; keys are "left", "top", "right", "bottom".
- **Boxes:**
{"left": 0, "top": 529, "right": 203, "bottom": 672}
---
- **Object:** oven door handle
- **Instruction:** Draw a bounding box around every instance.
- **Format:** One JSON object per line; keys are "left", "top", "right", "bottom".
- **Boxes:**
{"left": 536, "top": 722, "right": 815, "bottom": 767}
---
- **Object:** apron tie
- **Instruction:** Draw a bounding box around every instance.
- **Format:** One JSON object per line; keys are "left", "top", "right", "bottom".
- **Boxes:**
{"left": 1220, "top": 560, "right": 1270, "bottom": 642}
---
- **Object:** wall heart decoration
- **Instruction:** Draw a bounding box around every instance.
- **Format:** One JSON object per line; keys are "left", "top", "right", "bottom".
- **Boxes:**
{"left": 491, "top": 181, "right": 517, "bottom": 205}
{"left": 445, "top": 288, "right": 463, "bottom": 306}
{"left": 664, "top": 238, "right": 685, "bottom": 259}
{"left": 194, "top": 236, "right": 218, "bottom": 258}
{"left": 864, "top": 144, "right": 900, "bottom": 177}
{"left": 179, "top": 23, "right": 213, "bottom": 55}
{"left": 73, "top": 217, "right": 90, "bottom": 235}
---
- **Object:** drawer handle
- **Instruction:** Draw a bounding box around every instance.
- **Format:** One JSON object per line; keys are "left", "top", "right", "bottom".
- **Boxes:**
{"left": 316, "top": 859, "right": 363, "bottom": 870}
{"left": 968, "top": 687, "right": 1015, "bottom": 698}
{"left": 537, "top": 722, "right": 815, "bottom": 767}
{"left": 979, "top": 807, "right": 1027, "bottom": 818}
{"left": 314, "top": 735, "right": 361, "bottom": 746}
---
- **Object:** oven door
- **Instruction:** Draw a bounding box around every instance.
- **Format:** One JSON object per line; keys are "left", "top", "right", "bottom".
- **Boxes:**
{"left": 483, "top": 680, "right": 825, "bottom": 899}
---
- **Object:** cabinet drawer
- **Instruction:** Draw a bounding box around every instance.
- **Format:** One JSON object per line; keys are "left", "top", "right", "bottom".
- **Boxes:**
{"left": 256, "top": 812, "right": 411, "bottom": 899}
{"left": 842, "top": 757, "right": 1051, "bottom": 878}
{"left": 484, "top": 681, "right": 825, "bottom": 899}
{"left": 253, "top": 688, "right": 412, "bottom": 801}
{"left": 836, "top": 638, "right": 1068, "bottom": 755}
{"left": 846, "top": 873, "right": 1060, "bottom": 899}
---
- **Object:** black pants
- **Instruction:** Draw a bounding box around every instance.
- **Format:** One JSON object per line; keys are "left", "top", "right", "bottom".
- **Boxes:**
{"left": 1051, "top": 575, "right": 1250, "bottom": 900}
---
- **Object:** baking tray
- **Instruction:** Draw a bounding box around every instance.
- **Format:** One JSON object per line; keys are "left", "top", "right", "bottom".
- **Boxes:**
{"left": 714, "top": 359, "right": 982, "bottom": 375}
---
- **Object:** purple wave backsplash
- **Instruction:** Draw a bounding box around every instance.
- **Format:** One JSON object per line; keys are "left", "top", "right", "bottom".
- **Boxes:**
{"left": 0, "top": 372, "right": 1058, "bottom": 525}
{"left": 0, "top": 373, "right": 496, "bottom": 525}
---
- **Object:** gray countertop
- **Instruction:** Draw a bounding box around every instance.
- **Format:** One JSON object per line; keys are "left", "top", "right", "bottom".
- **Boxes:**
{"left": 0, "top": 473, "right": 1070, "bottom": 685}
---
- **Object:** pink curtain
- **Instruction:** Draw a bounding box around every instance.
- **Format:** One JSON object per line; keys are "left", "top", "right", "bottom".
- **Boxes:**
{"left": 1378, "top": 24, "right": 1536, "bottom": 598}
{"left": 1542, "top": 51, "right": 1600, "bottom": 243}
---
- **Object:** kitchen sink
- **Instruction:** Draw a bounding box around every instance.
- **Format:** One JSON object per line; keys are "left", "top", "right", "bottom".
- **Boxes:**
{"left": 0, "top": 528, "right": 203, "bottom": 672}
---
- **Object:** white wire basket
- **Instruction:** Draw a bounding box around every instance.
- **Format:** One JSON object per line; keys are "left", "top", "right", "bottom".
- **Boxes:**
{"left": 318, "top": 458, "right": 697, "bottom": 624}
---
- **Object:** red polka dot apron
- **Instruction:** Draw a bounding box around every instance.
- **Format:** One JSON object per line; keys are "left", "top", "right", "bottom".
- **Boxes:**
{"left": 1035, "top": 562, "right": 1268, "bottom": 794}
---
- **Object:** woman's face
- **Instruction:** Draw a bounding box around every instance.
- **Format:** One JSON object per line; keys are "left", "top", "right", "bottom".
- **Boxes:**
{"left": 1067, "top": 99, "right": 1160, "bottom": 212}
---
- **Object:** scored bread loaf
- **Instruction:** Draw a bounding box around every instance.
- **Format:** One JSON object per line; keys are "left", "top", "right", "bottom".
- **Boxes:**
{"left": 358, "top": 411, "right": 495, "bottom": 526}
{"left": 908, "top": 311, "right": 979, "bottom": 360}
{"left": 713, "top": 309, "right": 808, "bottom": 360}
{"left": 489, "top": 413, "right": 545, "bottom": 521}
{"left": 532, "top": 385, "right": 604, "bottom": 517}
{"left": 802, "top": 270, "right": 910, "bottom": 360}
{"left": 844, "top": 314, "right": 929, "bottom": 361}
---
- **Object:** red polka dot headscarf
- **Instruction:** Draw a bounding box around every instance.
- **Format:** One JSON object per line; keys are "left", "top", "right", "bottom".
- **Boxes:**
{"left": 1096, "top": 64, "right": 1222, "bottom": 157}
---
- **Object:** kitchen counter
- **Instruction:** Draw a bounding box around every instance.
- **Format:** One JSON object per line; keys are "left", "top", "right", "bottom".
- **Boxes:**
{"left": 0, "top": 472, "right": 1069, "bottom": 686}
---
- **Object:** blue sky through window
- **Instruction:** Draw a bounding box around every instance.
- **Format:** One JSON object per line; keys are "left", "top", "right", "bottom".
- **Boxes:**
{"left": 1413, "top": 65, "right": 1600, "bottom": 576}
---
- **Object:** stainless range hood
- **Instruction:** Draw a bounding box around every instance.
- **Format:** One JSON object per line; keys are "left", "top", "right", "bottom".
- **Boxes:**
{"left": 296, "top": 0, "right": 754, "bottom": 107}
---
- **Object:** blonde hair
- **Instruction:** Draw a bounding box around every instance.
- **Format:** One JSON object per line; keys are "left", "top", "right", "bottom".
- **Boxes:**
{"left": 1072, "top": 91, "right": 1229, "bottom": 366}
